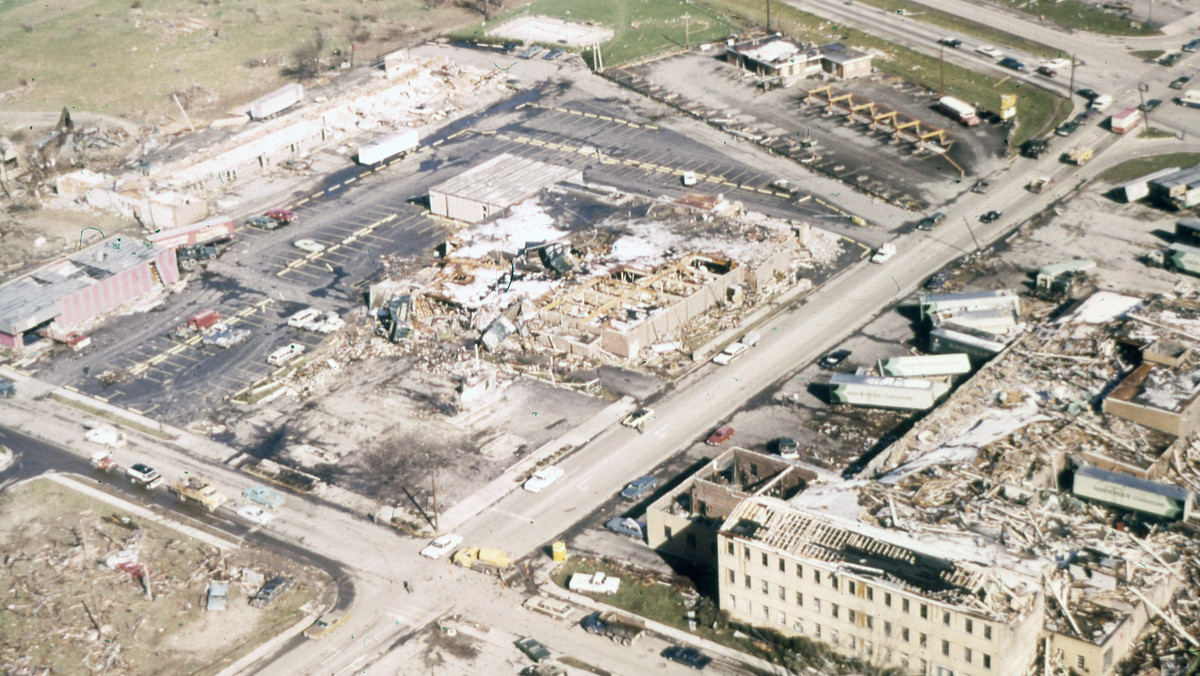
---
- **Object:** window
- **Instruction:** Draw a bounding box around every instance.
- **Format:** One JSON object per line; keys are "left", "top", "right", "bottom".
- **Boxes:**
{"left": 885, "top": 621, "right": 892, "bottom": 637}
{"left": 984, "top": 624, "right": 992, "bottom": 640}
{"left": 813, "top": 598, "right": 821, "bottom": 612}
{"left": 796, "top": 563, "right": 804, "bottom": 578}
{"left": 919, "top": 633, "right": 927, "bottom": 648}
{"left": 728, "top": 569, "right": 736, "bottom": 583}
{"left": 903, "top": 598, "right": 910, "bottom": 613}
{"left": 761, "top": 580, "right": 769, "bottom": 594}
{"left": 814, "top": 623, "right": 821, "bottom": 638}
{"left": 729, "top": 593, "right": 736, "bottom": 606}
{"left": 901, "top": 655, "right": 909, "bottom": 669}
{"left": 831, "top": 603, "right": 839, "bottom": 619}
{"left": 745, "top": 575, "right": 752, "bottom": 589}
{"left": 1077, "top": 656, "right": 1085, "bottom": 669}
{"left": 865, "top": 615, "right": 873, "bottom": 629}
{"left": 885, "top": 592, "right": 892, "bottom": 607}
{"left": 942, "top": 640, "right": 950, "bottom": 657}
{"left": 778, "top": 611, "right": 786, "bottom": 626}
{"left": 865, "top": 640, "right": 873, "bottom": 655}
{"left": 943, "top": 611, "right": 951, "bottom": 626}
{"left": 727, "top": 542, "right": 735, "bottom": 555}
{"left": 762, "top": 553, "right": 769, "bottom": 566}
{"left": 866, "top": 586, "right": 873, "bottom": 601}
{"left": 686, "top": 533, "right": 696, "bottom": 549}
{"left": 814, "top": 570, "right": 821, "bottom": 584}
{"left": 902, "top": 627, "right": 909, "bottom": 642}
{"left": 793, "top": 620, "right": 804, "bottom": 633}
{"left": 848, "top": 581, "right": 856, "bottom": 594}
{"left": 848, "top": 609, "right": 856, "bottom": 623}
{"left": 763, "top": 606, "right": 770, "bottom": 620}
{"left": 779, "top": 586, "right": 786, "bottom": 601}
{"left": 920, "top": 604, "right": 928, "bottom": 619}
{"left": 1103, "top": 648, "right": 1113, "bottom": 671}
{"left": 984, "top": 654, "right": 991, "bottom": 669}
{"left": 744, "top": 599, "right": 752, "bottom": 613}
{"left": 848, "top": 636, "right": 856, "bottom": 650}
{"left": 664, "top": 526, "right": 672, "bottom": 539}
{"left": 796, "top": 592, "right": 803, "bottom": 606}
{"left": 750, "top": 463, "right": 758, "bottom": 476}
{"left": 965, "top": 648, "right": 972, "bottom": 664}
{"left": 831, "top": 631, "right": 839, "bottom": 646}
{"left": 744, "top": 546, "right": 750, "bottom": 560}
{"left": 779, "top": 559, "right": 785, "bottom": 572}
{"left": 920, "top": 660, "right": 927, "bottom": 673}
{"left": 830, "top": 574, "right": 838, "bottom": 590}
{"left": 966, "top": 619, "right": 973, "bottom": 634}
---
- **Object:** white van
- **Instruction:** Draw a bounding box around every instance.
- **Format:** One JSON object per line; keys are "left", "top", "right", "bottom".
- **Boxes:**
{"left": 267, "top": 343, "right": 305, "bottom": 366}
{"left": 681, "top": 171, "right": 697, "bottom": 187}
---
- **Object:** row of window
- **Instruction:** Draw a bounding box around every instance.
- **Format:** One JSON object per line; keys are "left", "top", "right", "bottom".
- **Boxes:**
{"left": 727, "top": 548, "right": 994, "bottom": 640}
{"left": 729, "top": 595, "right": 994, "bottom": 670}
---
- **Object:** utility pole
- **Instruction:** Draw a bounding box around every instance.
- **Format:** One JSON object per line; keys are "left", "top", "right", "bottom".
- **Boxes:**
{"left": 684, "top": 14, "right": 691, "bottom": 48}
{"left": 939, "top": 44, "right": 945, "bottom": 96}
{"left": 962, "top": 216, "right": 982, "bottom": 254}
{"left": 766, "top": 0, "right": 772, "bottom": 31}
{"left": 1138, "top": 82, "right": 1150, "bottom": 132}
{"left": 1069, "top": 53, "right": 1076, "bottom": 99}
{"left": 431, "top": 472, "right": 439, "bottom": 530}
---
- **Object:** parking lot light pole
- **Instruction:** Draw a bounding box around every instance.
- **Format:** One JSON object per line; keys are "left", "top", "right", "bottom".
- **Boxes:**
{"left": 1138, "top": 82, "right": 1150, "bottom": 132}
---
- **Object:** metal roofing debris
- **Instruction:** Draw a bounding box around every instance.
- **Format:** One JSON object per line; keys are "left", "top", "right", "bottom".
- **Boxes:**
{"left": 428, "top": 153, "right": 583, "bottom": 210}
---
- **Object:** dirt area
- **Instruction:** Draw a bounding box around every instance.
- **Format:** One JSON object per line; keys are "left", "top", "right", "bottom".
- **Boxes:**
{"left": 0, "top": 477, "right": 324, "bottom": 676}
{"left": 0, "top": 207, "right": 132, "bottom": 281}
{"left": 622, "top": 50, "right": 1011, "bottom": 213}
{"left": 486, "top": 15, "right": 615, "bottom": 46}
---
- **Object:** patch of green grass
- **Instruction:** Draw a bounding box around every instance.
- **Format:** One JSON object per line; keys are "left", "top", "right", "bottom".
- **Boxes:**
{"left": 48, "top": 392, "right": 173, "bottom": 440}
{"left": 853, "top": 0, "right": 1067, "bottom": 60}
{"left": 986, "top": 0, "right": 1156, "bottom": 36}
{"left": 1131, "top": 49, "right": 1166, "bottom": 60}
{"left": 699, "top": 0, "right": 1071, "bottom": 148}
{"left": 450, "top": 0, "right": 737, "bottom": 68}
{"left": 1098, "top": 153, "right": 1200, "bottom": 183}
{"left": 0, "top": 0, "right": 478, "bottom": 119}
{"left": 1138, "top": 127, "right": 1177, "bottom": 139}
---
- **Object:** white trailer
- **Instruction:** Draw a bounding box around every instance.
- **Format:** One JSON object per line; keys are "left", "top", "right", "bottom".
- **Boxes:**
{"left": 250, "top": 83, "right": 304, "bottom": 120}
{"left": 1182, "top": 90, "right": 1200, "bottom": 109}
{"left": 356, "top": 130, "right": 420, "bottom": 165}
{"left": 937, "top": 96, "right": 979, "bottom": 126}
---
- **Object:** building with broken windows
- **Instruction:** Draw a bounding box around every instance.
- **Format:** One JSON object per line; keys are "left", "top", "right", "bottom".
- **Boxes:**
{"left": 724, "top": 35, "right": 874, "bottom": 83}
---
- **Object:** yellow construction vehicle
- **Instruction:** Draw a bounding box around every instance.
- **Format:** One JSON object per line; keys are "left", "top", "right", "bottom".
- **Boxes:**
{"left": 452, "top": 546, "right": 511, "bottom": 572}
{"left": 168, "top": 477, "right": 228, "bottom": 512}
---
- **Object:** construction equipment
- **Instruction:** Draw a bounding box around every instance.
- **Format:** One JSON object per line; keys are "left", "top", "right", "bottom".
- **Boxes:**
{"left": 1029, "top": 176, "right": 1055, "bottom": 193}
{"left": 581, "top": 610, "right": 646, "bottom": 646}
{"left": 168, "top": 477, "right": 228, "bottom": 512}
{"left": 1065, "top": 147, "right": 1094, "bottom": 165}
{"left": 451, "top": 546, "right": 511, "bottom": 572}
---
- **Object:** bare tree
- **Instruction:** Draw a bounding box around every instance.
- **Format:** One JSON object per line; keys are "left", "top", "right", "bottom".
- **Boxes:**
{"left": 345, "top": 17, "right": 371, "bottom": 68}
{"left": 287, "top": 28, "right": 327, "bottom": 80}
{"left": 460, "top": 0, "right": 503, "bottom": 21}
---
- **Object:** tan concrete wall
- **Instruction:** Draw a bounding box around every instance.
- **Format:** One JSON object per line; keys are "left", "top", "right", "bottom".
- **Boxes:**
{"left": 1102, "top": 397, "right": 1184, "bottom": 436}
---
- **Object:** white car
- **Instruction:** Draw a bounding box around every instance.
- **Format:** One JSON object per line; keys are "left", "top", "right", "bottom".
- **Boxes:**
{"left": 85, "top": 425, "right": 126, "bottom": 448}
{"left": 1090, "top": 94, "right": 1114, "bottom": 112}
{"left": 288, "top": 308, "right": 323, "bottom": 329}
{"left": 293, "top": 239, "right": 326, "bottom": 253}
{"left": 712, "top": 342, "right": 749, "bottom": 366}
{"left": 420, "top": 532, "right": 463, "bottom": 559}
{"left": 236, "top": 504, "right": 275, "bottom": 526}
{"left": 568, "top": 572, "right": 621, "bottom": 595}
{"left": 267, "top": 343, "right": 306, "bottom": 366}
{"left": 523, "top": 465, "right": 565, "bottom": 493}
{"left": 871, "top": 242, "right": 896, "bottom": 264}
{"left": 975, "top": 45, "right": 1002, "bottom": 59}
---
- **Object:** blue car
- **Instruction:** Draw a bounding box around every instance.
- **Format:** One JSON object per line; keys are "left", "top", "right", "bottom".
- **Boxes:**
{"left": 620, "top": 475, "right": 658, "bottom": 500}
{"left": 243, "top": 485, "right": 285, "bottom": 508}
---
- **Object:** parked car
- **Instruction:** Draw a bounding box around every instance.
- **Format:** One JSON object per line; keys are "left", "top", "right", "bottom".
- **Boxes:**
{"left": 1185, "top": 39, "right": 1200, "bottom": 53}
{"left": 543, "top": 48, "right": 564, "bottom": 60}
{"left": 998, "top": 56, "right": 1026, "bottom": 72}
{"left": 1090, "top": 94, "right": 1114, "bottom": 111}
{"left": 236, "top": 504, "right": 275, "bottom": 526}
{"left": 604, "top": 517, "right": 646, "bottom": 539}
{"left": 711, "top": 342, "right": 748, "bottom": 365}
{"left": 518, "top": 45, "right": 544, "bottom": 60}
{"left": 1170, "top": 75, "right": 1193, "bottom": 90}
{"left": 293, "top": 239, "right": 325, "bottom": 253}
{"left": 925, "top": 271, "right": 951, "bottom": 290}
{"left": 819, "top": 349, "right": 852, "bottom": 369}
{"left": 1077, "top": 87, "right": 1099, "bottom": 101}
{"left": 706, "top": 425, "right": 735, "bottom": 445}
{"left": 125, "top": 463, "right": 162, "bottom": 490}
{"left": 1036, "top": 65, "right": 1057, "bottom": 77}
{"left": 1161, "top": 52, "right": 1182, "bottom": 67}
{"left": 243, "top": 485, "right": 285, "bottom": 508}
{"left": 775, "top": 437, "right": 800, "bottom": 459}
{"left": 975, "top": 45, "right": 1002, "bottom": 59}
{"left": 620, "top": 475, "right": 659, "bottom": 500}
{"left": 515, "top": 637, "right": 551, "bottom": 662}
{"left": 304, "top": 613, "right": 350, "bottom": 639}
{"left": 1141, "top": 98, "right": 1164, "bottom": 112}
{"left": 663, "top": 646, "right": 712, "bottom": 670}
{"left": 916, "top": 211, "right": 946, "bottom": 231}
{"left": 267, "top": 343, "right": 305, "bottom": 366}
{"left": 0, "top": 376, "right": 15, "bottom": 398}
{"left": 249, "top": 576, "right": 291, "bottom": 608}
{"left": 938, "top": 38, "right": 962, "bottom": 48}
{"left": 265, "top": 209, "right": 296, "bottom": 224}
{"left": 523, "top": 465, "right": 565, "bottom": 493}
{"left": 420, "top": 532, "right": 464, "bottom": 560}
{"left": 621, "top": 407, "right": 655, "bottom": 429}
{"left": 289, "top": 308, "right": 323, "bottom": 329}
{"left": 970, "top": 179, "right": 991, "bottom": 194}
{"left": 246, "top": 215, "right": 280, "bottom": 230}
{"left": 979, "top": 210, "right": 1002, "bottom": 224}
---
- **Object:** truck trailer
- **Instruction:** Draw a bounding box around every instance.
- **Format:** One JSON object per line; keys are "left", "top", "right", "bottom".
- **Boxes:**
{"left": 249, "top": 83, "right": 304, "bottom": 120}
{"left": 936, "top": 96, "right": 980, "bottom": 126}
{"left": 1181, "top": 90, "right": 1200, "bottom": 109}
{"left": 356, "top": 130, "right": 419, "bottom": 165}
{"left": 1110, "top": 107, "right": 1142, "bottom": 134}
{"left": 168, "top": 477, "right": 229, "bottom": 512}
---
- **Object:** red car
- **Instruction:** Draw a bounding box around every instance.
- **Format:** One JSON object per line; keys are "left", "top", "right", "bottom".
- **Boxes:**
{"left": 706, "top": 425, "right": 734, "bottom": 446}
{"left": 265, "top": 209, "right": 296, "bottom": 224}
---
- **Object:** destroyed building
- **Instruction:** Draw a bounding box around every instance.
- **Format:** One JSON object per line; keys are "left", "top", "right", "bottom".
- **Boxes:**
{"left": 0, "top": 237, "right": 178, "bottom": 352}
{"left": 646, "top": 447, "right": 814, "bottom": 564}
{"left": 724, "top": 35, "right": 873, "bottom": 83}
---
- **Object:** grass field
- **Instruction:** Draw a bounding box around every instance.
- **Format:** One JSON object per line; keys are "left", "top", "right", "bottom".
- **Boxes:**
{"left": 987, "top": 0, "right": 1156, "bottom": 35}
{"left": 0, "top": 0, "right": 476, "bottom": 120}
{"left": 451, "top": 0, "right": 737, "bottom": 67}
{"left": 852, "top": 0, "right": 1069, "bottom": 60}
{"left": 1098, "top": 152, "right": 1200, "bottom": 183}
{"left": 700, "top": 0, "right": 1071, "bottom": 147}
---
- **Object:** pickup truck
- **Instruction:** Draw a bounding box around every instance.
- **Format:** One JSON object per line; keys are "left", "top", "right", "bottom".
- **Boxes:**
{"left": 169, "top": 477, "right": 229, "bottom": 512}
{"left": 870, "top": 243, "right": 896, "bottom": 263}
